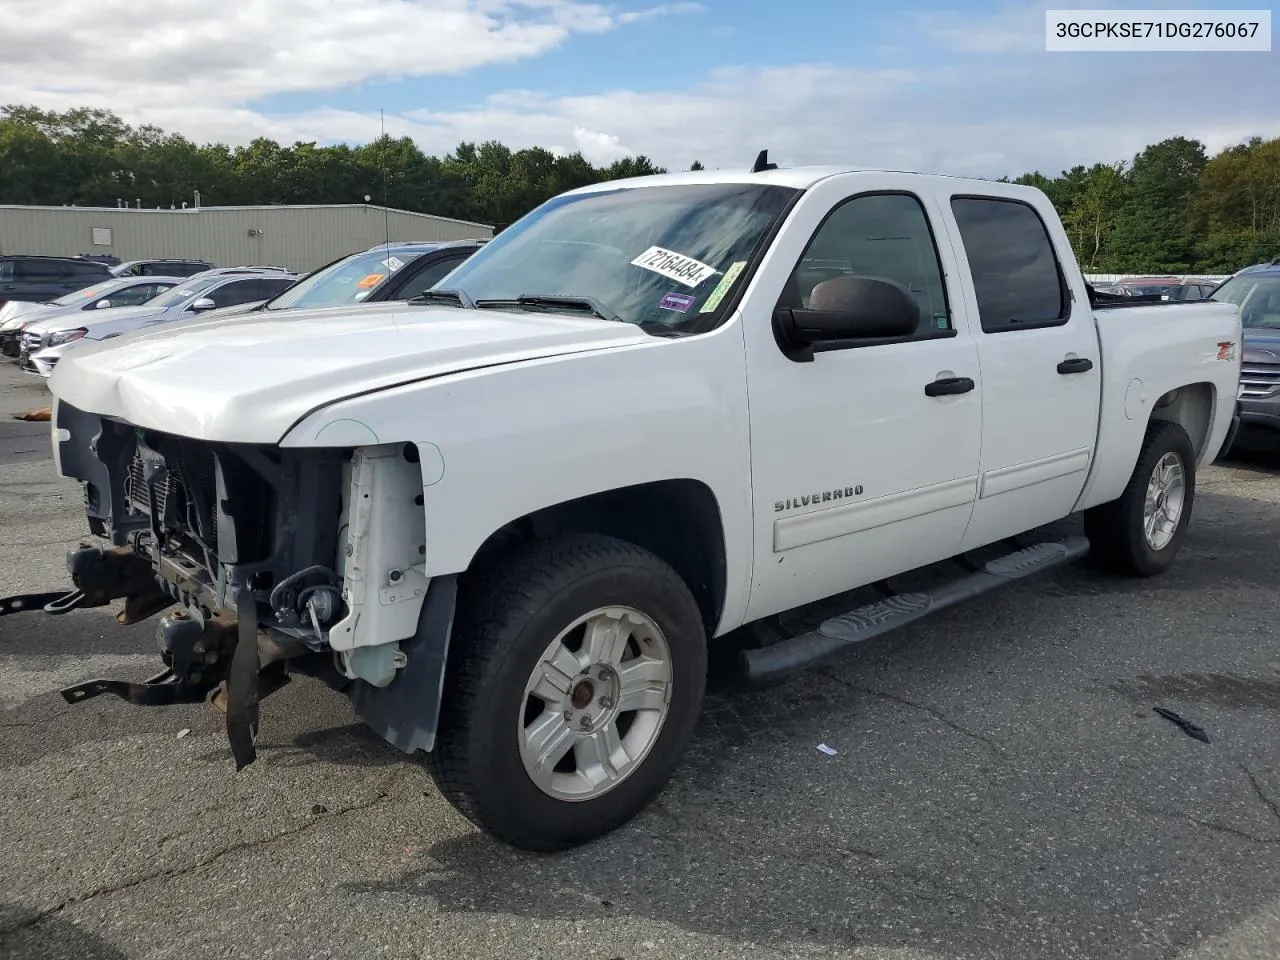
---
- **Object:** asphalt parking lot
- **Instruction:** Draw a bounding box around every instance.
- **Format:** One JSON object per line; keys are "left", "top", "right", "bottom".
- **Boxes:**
{"left": 2, "top": 363, "right": 1280, "bottom": 960}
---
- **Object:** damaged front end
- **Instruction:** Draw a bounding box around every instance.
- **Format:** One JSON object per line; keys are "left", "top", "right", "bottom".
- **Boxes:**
{"left": 4, "top": 400, "right": 453, "bottom": 770}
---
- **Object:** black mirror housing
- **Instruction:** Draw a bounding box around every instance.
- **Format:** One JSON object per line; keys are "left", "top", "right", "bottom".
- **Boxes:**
{"left": 777, "top": 276, "right": 920, "bottom": 347}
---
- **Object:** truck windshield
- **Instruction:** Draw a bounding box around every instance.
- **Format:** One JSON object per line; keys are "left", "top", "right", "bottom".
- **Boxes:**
{"left": 1212, "top": 275, "right": 1280, "bottom": 329}
{"left": 266, "top": 247, "right": 431, "bottom": 311}
{"left": 440, "top": 182, "right": 799, "bottom": 332}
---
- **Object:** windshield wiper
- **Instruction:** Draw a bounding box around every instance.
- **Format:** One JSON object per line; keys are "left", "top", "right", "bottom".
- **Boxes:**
{"left": 410, "top": 288, "right": 475, "bottom": 308}
{"left": 473, "top": 294, "right": 622, "bottom": 324}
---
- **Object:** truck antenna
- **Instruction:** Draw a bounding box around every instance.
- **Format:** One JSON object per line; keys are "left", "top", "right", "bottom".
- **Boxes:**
{"left": 751, "top": 149, "right": 778, "bottom": 173}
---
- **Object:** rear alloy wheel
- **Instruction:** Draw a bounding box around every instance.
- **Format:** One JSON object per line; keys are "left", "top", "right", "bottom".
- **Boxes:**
{"left": 426, "top": 534, "right": 706, "bottom": 852}
{"left": 1085, "top": 420, "right": 1196, "bottom": 576}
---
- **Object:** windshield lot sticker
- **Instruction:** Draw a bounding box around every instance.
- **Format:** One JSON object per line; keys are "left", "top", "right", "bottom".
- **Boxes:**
{"left": 382, "top": 256, "right": 405, "bottom": 272}
{"left": 631, "top": 246, "right": 718, "bottom": 288}
{"left": 357, "top": 273, "right": 386, "bottom": 289}
{"left": 699, "top": 261, "right": 747, "bottom": 312}
{"left": 659, "top": 292, "right": 696, "bottom": 313}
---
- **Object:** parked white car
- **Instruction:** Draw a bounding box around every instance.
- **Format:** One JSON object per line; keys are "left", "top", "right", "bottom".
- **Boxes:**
{"left": 20, "top": 268, "right": 297, "bottom": 376}
{"left": 0, "top": 275, "right": 185, "bottom": 358}
{"left": 18, "top": 163, "right": 1241, "bottom": 853}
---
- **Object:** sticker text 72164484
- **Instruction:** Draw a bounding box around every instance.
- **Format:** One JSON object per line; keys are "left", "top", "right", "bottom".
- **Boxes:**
{"left": 631, "top": 246, "right": 719, "bottom": 288}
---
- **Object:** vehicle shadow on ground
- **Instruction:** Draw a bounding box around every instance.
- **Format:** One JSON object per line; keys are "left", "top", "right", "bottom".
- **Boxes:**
{"left": 0, "top": 904, "right": 128, "bottom": 960}
{"left": 338, "top": 493, "right": 1280, "bottom": 960}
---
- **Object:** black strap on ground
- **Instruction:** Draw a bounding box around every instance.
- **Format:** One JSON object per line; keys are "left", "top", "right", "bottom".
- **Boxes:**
{"left": 225, "top": 597, "right": 263, "bottom": 771}
{"left": 0, "top": 592, "right": 79, "bottom": 618}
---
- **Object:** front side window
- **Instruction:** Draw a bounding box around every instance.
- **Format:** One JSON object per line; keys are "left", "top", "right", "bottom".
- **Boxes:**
{"left": 110, "top": 282, "right": 175, "bottom": 307}
{"left": 148, "top": 274, "right": 225, "bottom": 309}
{"left": 1212, "top": 275, "right": 1280, "bottom": 329}
{"left": 55, "top": 282, "right": 116, "bottom": 307}
{"left": 399, "top": 255, "right": 469, "bottom": 300}
{"left": 205, "top": 279, "right": 265, "bottom": 308}
{"left": 784, "top": 192, "right": 951, "bottom": 336}
{"left": 441, "top": 182, "right": 799, "bottom": 332}
{"left": 951, "top": 197, "right": 1069, "bottom": 333}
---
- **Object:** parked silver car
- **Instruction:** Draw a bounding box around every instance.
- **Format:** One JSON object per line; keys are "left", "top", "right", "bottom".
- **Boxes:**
{"left": 21, "top": 268, "right": 298, "bottom": 376}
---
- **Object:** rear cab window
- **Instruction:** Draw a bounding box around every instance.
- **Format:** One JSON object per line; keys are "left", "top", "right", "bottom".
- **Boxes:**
{"left": 949, "top": 196, "right": 1070, "bottom": 334}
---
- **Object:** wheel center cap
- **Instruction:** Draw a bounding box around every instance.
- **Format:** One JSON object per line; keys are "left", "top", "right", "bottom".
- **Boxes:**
{"left": 571, "top": 679, "right": 595, "bottom": 710}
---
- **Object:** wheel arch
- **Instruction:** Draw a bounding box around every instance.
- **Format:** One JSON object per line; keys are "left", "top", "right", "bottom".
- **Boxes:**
{"left": 1149, "top": 381, "right": 1216, "bottom": 463}
{"left": 466, "top": 478, "right": 729, "bottom": 637}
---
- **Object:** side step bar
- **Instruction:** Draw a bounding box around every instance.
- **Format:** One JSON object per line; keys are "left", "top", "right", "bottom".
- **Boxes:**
{"left": 740, "top": 535, "right": 1090, "bottom": 683}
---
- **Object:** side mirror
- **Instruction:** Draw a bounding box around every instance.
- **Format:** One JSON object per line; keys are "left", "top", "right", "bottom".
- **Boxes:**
{"left": 189, "top": 297, "right": 217, "bottom": 312}
{"left": 95, "top": 299, "right": 112, "bottom": 309}
{"left": 775, "top": 276, "right": 920, "bottom": 351}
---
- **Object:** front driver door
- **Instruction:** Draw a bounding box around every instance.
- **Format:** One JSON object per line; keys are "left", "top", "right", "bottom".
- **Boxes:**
{"left": 743, "top": 178, "right": 984, "bottom": 621}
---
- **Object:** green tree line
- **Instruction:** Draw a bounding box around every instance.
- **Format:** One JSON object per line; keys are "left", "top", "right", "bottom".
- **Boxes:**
{"left": 2, "top": 105, "right": 1277, "bottom": 272}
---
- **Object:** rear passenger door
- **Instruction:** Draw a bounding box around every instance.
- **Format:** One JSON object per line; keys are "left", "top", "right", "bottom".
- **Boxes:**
{"left": 936, "top": 190, "right": 1102, "bottom": 551}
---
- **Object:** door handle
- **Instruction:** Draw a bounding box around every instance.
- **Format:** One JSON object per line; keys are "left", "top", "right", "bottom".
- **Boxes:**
{"left": 1057, "top": 357, "right": 1093, "bottom": 374}
{"left": 925, "top": 376, "right": 975, "bottom": 397}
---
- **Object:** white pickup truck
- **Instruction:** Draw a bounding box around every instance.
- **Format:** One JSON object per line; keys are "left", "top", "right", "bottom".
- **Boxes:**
{"left": 7, "top": 161, "right": 1241, "bottom": 852}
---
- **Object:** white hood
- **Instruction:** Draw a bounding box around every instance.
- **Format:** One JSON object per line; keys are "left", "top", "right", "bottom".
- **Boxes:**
{"left": 0, "top": 300, "right": 55, "bottom": 330}
{"left": 48, "top": 303, "right": 651, "bottom": 444}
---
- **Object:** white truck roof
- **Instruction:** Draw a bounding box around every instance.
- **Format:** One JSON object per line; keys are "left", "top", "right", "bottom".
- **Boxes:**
{"left": 563, "top": 164, "right": 1046, "bottom": 201}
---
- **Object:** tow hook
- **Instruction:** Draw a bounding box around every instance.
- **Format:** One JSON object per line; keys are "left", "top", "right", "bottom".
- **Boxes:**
{"left": 61, "top": 610, "right": 240, "bottom": 707}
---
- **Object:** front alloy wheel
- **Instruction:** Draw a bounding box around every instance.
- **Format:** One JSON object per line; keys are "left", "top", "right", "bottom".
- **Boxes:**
{"left": 519, "top": 606, "right": 673, "bottom": 801}
{"left": 427, "top": 534, "right": 707, "bottom": 852}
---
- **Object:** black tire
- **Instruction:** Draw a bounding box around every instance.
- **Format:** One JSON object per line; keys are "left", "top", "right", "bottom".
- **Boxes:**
{"left": 425, "top": 533, "right": 707, "bottom": 852}
{"left": 1084, "top": 420, "right": 1196, "bottom": 577}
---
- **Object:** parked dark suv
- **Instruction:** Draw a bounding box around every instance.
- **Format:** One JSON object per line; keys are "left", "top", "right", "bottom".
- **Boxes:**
{"left": 1210, "top": 265, "right": 1280, "bottom": 451}
{"left": 110, "top": 259, "right": 215, "bottom": 278}
{"left": 0, "top": 256, "right": 114, "bottom": 306}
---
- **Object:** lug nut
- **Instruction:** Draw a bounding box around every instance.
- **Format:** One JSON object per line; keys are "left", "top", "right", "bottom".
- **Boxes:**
{"left": 598, "top": 668, "right": 612, "bottom": 681}
{"left": 562, "top": 709, "right": 573, "bottom": 722}
{"left": 579, "top": 715, "right": 592, "bottom": 728}
{"left": 598, "top": 696, "right": 613, "bottom": 708}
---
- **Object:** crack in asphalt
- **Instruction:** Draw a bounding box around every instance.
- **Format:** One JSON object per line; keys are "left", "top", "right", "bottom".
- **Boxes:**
{"left": 815, "top": 668, "right": 1011, "bottom": 760}
{"left": 0, "top": 789, "right": 394, "bottom": 937}
{"left": 1239, "top": 761, "right": 1280, "bottom": 825}
{"left": 1141, "top": 807, "right": 1280, "bottom": 847}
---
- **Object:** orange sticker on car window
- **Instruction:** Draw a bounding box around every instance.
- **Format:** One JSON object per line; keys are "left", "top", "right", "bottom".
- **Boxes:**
{"left": 357, "top": 273, "right": 386, "bottom": 289}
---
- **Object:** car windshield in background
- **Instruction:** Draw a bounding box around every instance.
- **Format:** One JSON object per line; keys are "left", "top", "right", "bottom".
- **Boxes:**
{"left": 146, "top": 275, "right": 224, "bottom": 309}
{"left": 440, "top": 183, "right": 800, "bottom": 331}
{"left": 51, "top": 282, "right": 117, "bottom": 306}
{"left": 1211, "top": 275, "right": 1280, "bottom": 329}
{"left": 265, "top": 248, "right": 426, "bottom": 311}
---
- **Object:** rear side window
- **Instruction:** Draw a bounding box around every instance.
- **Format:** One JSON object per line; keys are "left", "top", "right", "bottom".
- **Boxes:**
{"left": 0, "top": 261, "right": 13, "bottom": 282}
{"left": 21, "top": 260, "right": 72, "bottom": 282}
{"left": 950, "top": 197, "right": 1069, "bottom": 334}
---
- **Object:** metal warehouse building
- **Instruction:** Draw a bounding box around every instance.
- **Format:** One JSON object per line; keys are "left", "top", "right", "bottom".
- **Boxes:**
{"left": 0, "top": 203, "right": 493, "bottom": 273}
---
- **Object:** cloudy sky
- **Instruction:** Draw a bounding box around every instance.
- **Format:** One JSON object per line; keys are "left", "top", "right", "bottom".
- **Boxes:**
{"left": 1, "top": 0, "right": 1276, "bottom": 178}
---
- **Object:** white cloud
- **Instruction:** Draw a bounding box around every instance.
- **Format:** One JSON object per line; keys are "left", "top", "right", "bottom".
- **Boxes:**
{"left": 571, "top": 127, "right": 632, "bottom": 164}
{"left": 0, "top": 0, "right": 690, "bottom": 108}
{"left": 2, "top": 0, "right": 1278, "bottom": 184}
{"left": 617, "top": 2, "right": 704, "bottom": 24}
